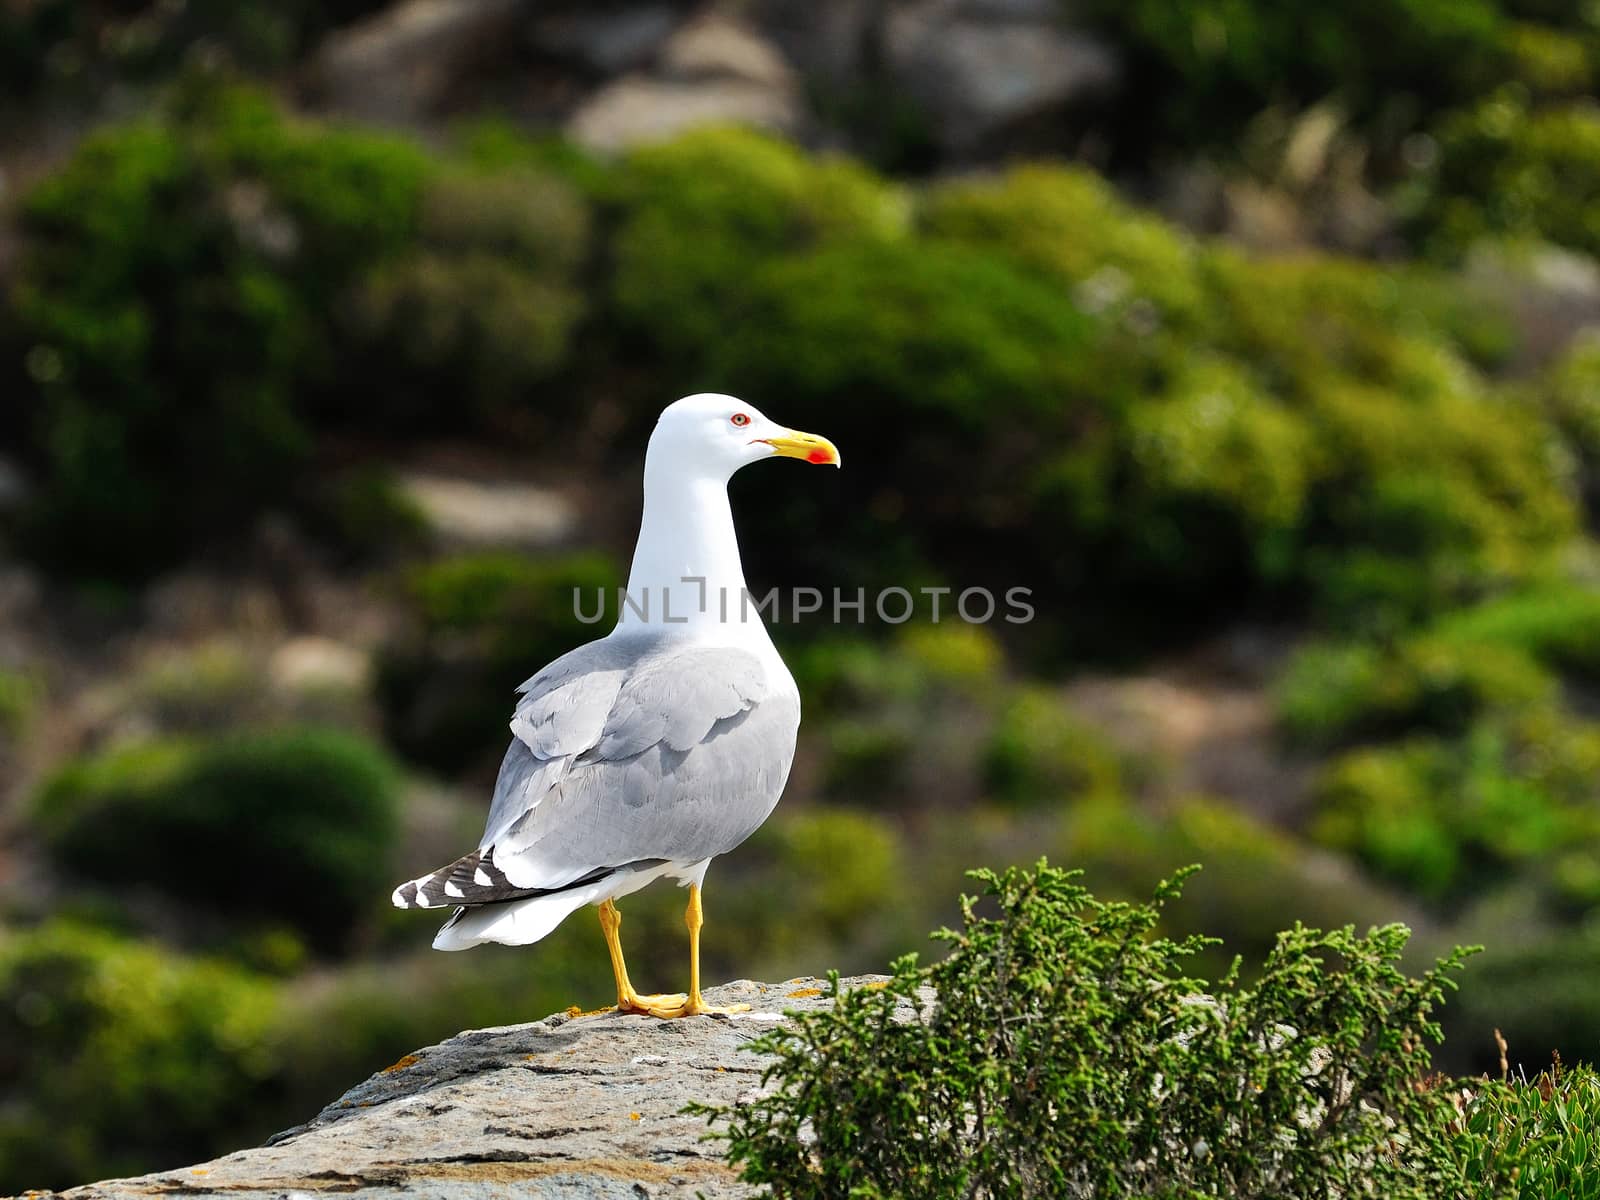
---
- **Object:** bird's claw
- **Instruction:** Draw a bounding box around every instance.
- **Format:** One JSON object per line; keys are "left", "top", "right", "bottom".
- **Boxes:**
{"left": 617, "top": 991, "right": 687, "bottom": 1014}
{"left": 635, "top": 996, "right": 751, "bottom": 1019}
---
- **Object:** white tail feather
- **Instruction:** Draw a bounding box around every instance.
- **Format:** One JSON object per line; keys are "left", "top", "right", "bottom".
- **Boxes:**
{"left": 431, "top": 877, "right": 614, "bottom": 950}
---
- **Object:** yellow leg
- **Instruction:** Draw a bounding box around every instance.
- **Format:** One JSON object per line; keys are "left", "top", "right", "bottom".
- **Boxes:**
{"left": 634, "top": 884, "right": 750, "bottom": 1019}
{"left": 597, "top": 899, "right": 685, "bottom": 1015}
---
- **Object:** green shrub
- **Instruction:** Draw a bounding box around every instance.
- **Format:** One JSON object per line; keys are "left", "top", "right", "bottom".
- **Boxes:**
{"left": 31, "top": 728, "right": 402, "bottom": 947}
{"left": 1185, "top": 253, "right": 1567, "bottom": 630}
{"left": 1059, "top": 798, "right": 1410, "bottom": 973}
{"left": 1451, "top": 1064, "right": 1600, "bottom": 1199}
{"left": 706, "top": 237, "right": 1101, "bottom": 613}
{"left": 1431, "top": 583, "right": 1600, "bottom": 680}
{"left": 608, "top": 126, "right": 905, "bottom": 363}
{"left": 303, "top": 465, "right": 433, "bottom": 562}
{"left": 921, "top": 164, "right": 1208, "bottom": 334}
{"left": 0, "top": 921, "right": 281, "bottom": 1193}
{"left": 0, "top": 3, "right": 388, "bottom": 102}
{"left": 1277, "top": 635, "right": 1554, "bottom": 748}
{"left": 983, "top": 687, "right": 1122, "bottom": 807}
{"left": 1419, "top": 90, "right": 1600, "bottom": 259}
{"left": 1530, "top": 333, "right": 1600, "bottom": 517}
{"left": 718, "top": 808, "right": 906, "bottom": 969}
{"left": 792, "top": 626, "right": 1003, "bottom": 720}
{"left": 11, "top": 82, "right": 430, "bottom": 578}
{"left": 1078, "top": 0, "right": 1506, "bottom": 153}
{"left": 347, "top": 167, "right": 590, "bottom": 432}
{"left": 790, "top": 626, "right": 1003, "bottom": 808}
{"left": 822, "top": 722, "right": 916, "bottom": 797}
{"left": 712, "top": 238, "right": 1095, "bottom": 430}
{"left": 1313, "top": 739, "right": 1476, "bottom": 899}
{"left": 699, "top": 860, "right": 1482, "bottom": 1199}
{"left": 1126, "top": 355, "right": 1314, "bottom": 537}
{"left": 375, "top": 552, "right": 620, "bottom": 772}
{"left": 1312, "top": 715, "right": 1600, "bottom": 905}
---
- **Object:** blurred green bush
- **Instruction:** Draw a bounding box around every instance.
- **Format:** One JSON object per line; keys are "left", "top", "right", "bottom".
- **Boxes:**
{"left": 608, "top": 126, "right": 906, "bottom": 366}
{"left": 376, "top": 552, "right": 620, "bottom": 773}
{"left": 8, "top": 82, "right": 591, "bottom": 581}
{"left": 1277, "top": 636, "right": 1555, "bottom": 748}
{"left": 1077, "top": 0, "right": 1564, "bottom": 159}
{"left": 7, "top": 107, "right": 1578, "bottom": 652}
{"left": 347, "top": 167, "right": 590, "bottom": 434}
{"left": 789, "top": 625, "right": 1004, "bottom": 808}
{"left": 1312, "top": 713, "right": 1600, "bottom": 909}
{"left": 0, "top": 3, "right": 388, "bottom": 102}
{"left": 983, "top": 687, "right": 1123, "bottom": 808}
{"left": 10, "top": 82, "right": 430, "bottom": 578}
{"left": 1059, "top": 797, "right": 1409, "bottom": 973}
{"left": 720, "top": 807, "right": 907, "bottom": 966}
{"left": 0, "top": 921, "right": 280, "bottom": 1192}
{"left": 923, "top": 164, "right": 1209, "bottom": 335}
{"left": 1431, "top": 582, "right": 1600, "bottom": 681}
{"left": 31, "top": 728, "right": 402, "bottom": 948}
{"left": 1418, "top": 90, "right": 1600, "bottom": 259}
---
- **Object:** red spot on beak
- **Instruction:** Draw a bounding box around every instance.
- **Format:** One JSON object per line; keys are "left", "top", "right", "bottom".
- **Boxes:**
{"left": 807, "top": 448, "right": 834, "bottom": 464}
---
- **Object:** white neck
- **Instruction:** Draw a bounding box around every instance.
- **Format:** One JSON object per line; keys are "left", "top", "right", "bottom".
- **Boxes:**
{"left": 614, "top": 456, "right": 763, "bottom": 641}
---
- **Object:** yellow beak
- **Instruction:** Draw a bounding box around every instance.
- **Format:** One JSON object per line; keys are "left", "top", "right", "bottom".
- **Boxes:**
{"left": 758, "top": 429, "right": 841, "bottom": 467}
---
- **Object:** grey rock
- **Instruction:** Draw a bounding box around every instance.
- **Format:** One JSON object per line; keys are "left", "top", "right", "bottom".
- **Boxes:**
{"left": 658, "top": 13, "right": 796, "bottom": 88}
{"left": 309, "top": 0, "right": 529, "bottom": 123}
{"left": 0, "top": 456, "right": 28, "bottom": 512}
{"left": 45, "top": 977, "right": 899, "bottom": 1200}
{"left": 885, "top": 0, "right": 1119, "bottom": 156}
{"left": 1462, "top": 240, "right": 1600, "bottom": 372}
{"left": 528, "top": 5, "right": 684, "bottom": 75}
{"left": 397, "top": 473, "right": 577, "bottom": 549}
{"left": 568, "top": 14, "right": 801, "bottom": 151}
{"left": 750, "top": 0, "right": 881, "bottom": 80}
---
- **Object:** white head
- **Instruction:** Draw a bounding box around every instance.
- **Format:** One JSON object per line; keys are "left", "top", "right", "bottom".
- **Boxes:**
{"left": 646, "top": 393, "right": 840, "bottom": 483}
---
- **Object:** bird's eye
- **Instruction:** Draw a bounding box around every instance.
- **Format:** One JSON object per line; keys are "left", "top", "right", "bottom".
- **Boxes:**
{"left": 730, "top": 413, "right": 751, "bottom": 427}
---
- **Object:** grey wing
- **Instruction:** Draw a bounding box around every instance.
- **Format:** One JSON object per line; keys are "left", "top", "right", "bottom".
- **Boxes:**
{"left": 482, "top": 637, "right": 798, "bottom": 893}
{"left": 476, "top": 638, "right": 637, "bottom": 847}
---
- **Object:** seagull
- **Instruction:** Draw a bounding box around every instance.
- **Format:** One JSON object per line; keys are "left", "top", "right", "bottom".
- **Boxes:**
{"left": 392, "top": 393, "right": 839, "bottom": 1018}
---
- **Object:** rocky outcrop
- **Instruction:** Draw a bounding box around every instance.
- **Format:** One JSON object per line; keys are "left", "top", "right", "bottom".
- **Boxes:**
{"left": 568, "top": 13, "right": 803, "bottom": 151}
{"left": 307, "top": 0, "right": 529, "bottom": 122}
{"left": 882, "top": 0, "right": 1119, "bottom": 157}
{"left": 302, "top": 0, "right": 1121, "bottom": 160}
{"left": 756, "top": 0, "right": 1120, "bottom": 158}
{"left": 45, "top": 977, "right": 892, "bottom": 1200}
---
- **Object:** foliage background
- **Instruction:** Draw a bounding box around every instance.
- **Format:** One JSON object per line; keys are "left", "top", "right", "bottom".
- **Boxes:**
{"left": 5, "top": 0, "right": 1600, "bottom": 1190}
